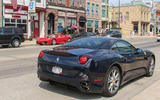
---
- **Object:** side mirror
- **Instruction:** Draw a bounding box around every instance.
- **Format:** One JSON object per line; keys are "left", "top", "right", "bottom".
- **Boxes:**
{"left": 136, "top": 48, "right": 143, "bottom": 53}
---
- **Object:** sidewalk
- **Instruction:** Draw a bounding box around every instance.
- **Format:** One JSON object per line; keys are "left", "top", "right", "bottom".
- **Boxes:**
{"left": 21, "top": 39, "right": 37, "bottom": 46}
{"left": 131, "top": 79, "right": 160, "bottom": 100}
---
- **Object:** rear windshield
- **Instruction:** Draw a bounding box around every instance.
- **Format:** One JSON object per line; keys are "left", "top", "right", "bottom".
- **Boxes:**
{"left": 64, "top": 37, "right": 112, "bottom": 49}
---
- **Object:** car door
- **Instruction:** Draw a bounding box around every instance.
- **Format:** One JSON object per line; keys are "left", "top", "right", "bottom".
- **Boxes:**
{"left": 113, "top": 41, "right": 141, "bottom": 80}
{"left": 0, "top": 28, "right": 4, "bottom": 44}
{"left": 3, "top": 28, "right": 13, "bottom": 43}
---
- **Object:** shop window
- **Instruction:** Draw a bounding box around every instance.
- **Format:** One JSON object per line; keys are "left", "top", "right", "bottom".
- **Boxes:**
{"left": 11, "top": 19, "right": 16, "bottom": 23}
{"left": 17, "top": 19, "right": 21, "bottom": 23}
{"left": 22, "top": 20, "right": 27, "bottom": 23}
{"left": 67, "top": 18, "right": 76, "bottom": 27}
{"left": 5, "top": 18, "right": 10, "bottom": 23}
{"left": 133, "top": 23, "right": 138, "bottom": 33}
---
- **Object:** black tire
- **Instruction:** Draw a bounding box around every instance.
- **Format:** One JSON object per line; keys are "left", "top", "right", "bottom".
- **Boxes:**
{"left": 2, "top": 45, "right": 9, "bottom": 48}
{"left": 157, "top": 40, "right": 160, "bottom": 42}
{"left": 146, "top": 56, "right": 155, "bottom": 77}
{"left": 49, "top": 81, "right": 55, "bottom": 85}
{"left": 11, "top": 39, "right": 21, "bottom": 47}
{"left": 52, "top": 39, "right": 56, "bottom": 45}
{"left": 103, "top": 66, "right": 121, "bottom": 97}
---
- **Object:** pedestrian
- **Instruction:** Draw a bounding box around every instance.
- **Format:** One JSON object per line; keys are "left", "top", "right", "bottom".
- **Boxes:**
{"left": 130, "top": 30, "right": 135, "bottom": 38}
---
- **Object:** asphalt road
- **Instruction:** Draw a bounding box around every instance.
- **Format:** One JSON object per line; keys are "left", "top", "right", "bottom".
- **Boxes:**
{"left": 0, "top": 37, "right": 160, "bottom": 100}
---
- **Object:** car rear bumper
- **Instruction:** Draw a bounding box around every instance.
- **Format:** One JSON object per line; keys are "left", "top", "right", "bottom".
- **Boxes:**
{"left": 37, "top": 69, "right": 103, "bottom": 93}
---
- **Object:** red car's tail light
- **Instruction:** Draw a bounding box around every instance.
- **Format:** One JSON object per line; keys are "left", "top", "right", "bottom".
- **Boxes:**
{"left": 79, "top": 56, "right": 90, "bottom": 64}
{"left": 39, "top": 51, "right": 44, "bottom": 58}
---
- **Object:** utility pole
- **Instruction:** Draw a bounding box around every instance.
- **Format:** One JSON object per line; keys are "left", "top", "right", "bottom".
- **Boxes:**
{"left": 152, "top": 0, "right": 156, "bottom": 35}
{"left": 1, "top": 0, "right": 3, "bottom": 27}
{"left": 119, "top": 0, "right": 120, "bottom": 29}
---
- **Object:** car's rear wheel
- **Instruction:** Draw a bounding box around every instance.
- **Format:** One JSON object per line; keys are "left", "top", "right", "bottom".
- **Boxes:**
{"left": 103, "top": 66, "right": 121, "bottom": 97}
{"left": 146, "top": 56, "right": 155, "bottom": 77}
{"left": 49, "top": 81, "right": 55, "bottom": 85}
{"left": 11, "top": 39, "right": 20, "bottom": 47}
{"left": 52, "top": 39, "right": 56, "bottom": 45}
{"left": 157, "top": 40, "right": 160, "bottom": 42}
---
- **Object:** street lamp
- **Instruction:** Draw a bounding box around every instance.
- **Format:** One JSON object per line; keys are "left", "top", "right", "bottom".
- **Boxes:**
{"left": 1, "top": 0, "right": 3, "bottom": 27}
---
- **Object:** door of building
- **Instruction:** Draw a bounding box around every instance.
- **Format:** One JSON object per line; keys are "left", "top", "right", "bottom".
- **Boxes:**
{"left": 34, "top": 20, "right": 39, "bottom": 38}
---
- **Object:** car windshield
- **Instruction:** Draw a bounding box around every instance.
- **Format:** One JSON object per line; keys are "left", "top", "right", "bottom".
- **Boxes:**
{"left": 106, "top": 31, "right": 114, "bottom": 34}
{"left": 64, "top": 37, "right": 111, "bottom": 49}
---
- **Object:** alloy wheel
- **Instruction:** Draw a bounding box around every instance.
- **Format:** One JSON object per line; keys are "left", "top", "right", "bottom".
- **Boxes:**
{"left": 107, "top": 68, "right": 120, "bottom": 94}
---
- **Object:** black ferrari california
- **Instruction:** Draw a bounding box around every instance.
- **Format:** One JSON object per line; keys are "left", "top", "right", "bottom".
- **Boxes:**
{"left": 37, "top": 37, "right": 155, "bottom": 97}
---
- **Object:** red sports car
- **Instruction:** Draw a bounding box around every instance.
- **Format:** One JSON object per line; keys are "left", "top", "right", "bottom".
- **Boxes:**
{"left": 36, "top": 34, "right": 72, "bottom": 45}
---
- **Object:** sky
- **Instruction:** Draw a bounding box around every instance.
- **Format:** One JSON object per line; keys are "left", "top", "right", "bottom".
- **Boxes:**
{"left": 110, "top": 0, "right": 160, "bottom": 6}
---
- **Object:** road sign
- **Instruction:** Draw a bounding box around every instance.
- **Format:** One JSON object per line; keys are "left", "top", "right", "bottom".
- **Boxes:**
{"left": 28, "top": 0, "right": 36, "bottom": 14}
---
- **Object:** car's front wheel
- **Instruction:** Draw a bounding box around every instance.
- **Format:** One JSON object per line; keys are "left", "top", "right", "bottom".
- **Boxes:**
{"left": 11, "top": 39, "right": 20, "bottom": 47}
{"left": 103, "top": 66, "right": 121, "bottom": 97}
{"left": 146, "top": 56, "right": 155, "bottom": 77}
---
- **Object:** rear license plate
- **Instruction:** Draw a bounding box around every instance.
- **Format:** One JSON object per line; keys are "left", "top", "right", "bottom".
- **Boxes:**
{"left": 52, "top": 66, "right": 62, "bottom": 74}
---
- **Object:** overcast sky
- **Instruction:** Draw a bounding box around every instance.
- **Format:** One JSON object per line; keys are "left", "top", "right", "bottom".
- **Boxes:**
{"left": 110, "top": 0, "right": 160, "bottom": 6}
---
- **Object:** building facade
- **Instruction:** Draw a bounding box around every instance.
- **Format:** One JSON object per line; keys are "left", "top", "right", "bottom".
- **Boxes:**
{"left": 86, "top": 0, "right": 102, "bottom": 33}
{"left": 45, "top": 0, "right": 86, "bottom": 36}
{"left": 2, "top": 0, "right": 46, "bottom": 38}
{"left": 109, "top": 0, "right": 150, "bottom": 36}
{"left": 101, "top": 0, "right": 109, "bottom": 33}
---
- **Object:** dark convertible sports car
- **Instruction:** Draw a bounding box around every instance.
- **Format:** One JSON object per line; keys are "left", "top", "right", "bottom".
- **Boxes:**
{"left": 37, "top": 37, "right": 155, "bottom": 97}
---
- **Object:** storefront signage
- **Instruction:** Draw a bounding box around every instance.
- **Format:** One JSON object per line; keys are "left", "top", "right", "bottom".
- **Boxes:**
{"left": 67, "top": 13, "right": 76, "bottom": 17}
{"left": 58, "top": 11, "right": 65, "bottom": 16}
{"left": 28, "top": 0, "right": 36, "bottom": 13}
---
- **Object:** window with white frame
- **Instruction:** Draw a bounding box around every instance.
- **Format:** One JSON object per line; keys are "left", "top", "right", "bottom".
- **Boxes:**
{"left": 58, "top": 0, "right": 66, "bottom": 5}
{"left": 79, "top": 0, "right": 85, "bottom": 8}
{"left": 70, "top": 0, "right": 77, "bottom": 7}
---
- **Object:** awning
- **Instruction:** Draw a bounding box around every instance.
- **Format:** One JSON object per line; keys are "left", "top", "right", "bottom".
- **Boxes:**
{"left": 79, "top": 16, "right": 87, "bottom": 23}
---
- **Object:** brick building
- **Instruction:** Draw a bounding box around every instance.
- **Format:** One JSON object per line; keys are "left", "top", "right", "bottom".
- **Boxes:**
{"left": 86, "top": 0, "right": 109, "bottom": 33}
{"left": 109, "top": 0, "right": 150, "bottom": 36}
{"left": 45, "top": 0, "right": 86, "bottom": 36}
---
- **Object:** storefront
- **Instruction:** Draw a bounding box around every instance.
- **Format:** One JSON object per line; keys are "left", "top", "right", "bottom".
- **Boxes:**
{"left": 4, "top": 5, "right": 28, "bottom": 33}
{"left": 87, "top": 20, "right": 93, "bottom": 32}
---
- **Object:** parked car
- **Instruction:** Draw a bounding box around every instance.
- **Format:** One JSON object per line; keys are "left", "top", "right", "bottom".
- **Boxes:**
{"left": 0, "top": 27, "right": 25, "bottom": 48}
{"left": 37, "top": 37, "right": 155, "bottom": 97}
{"left": 103, "top": 30, "right": 122, "bottom": 38}
{"left": 36, "top": 34, "right": 72, "bottom": 45}
{"left": 72, "top": 32, "right": 97, "bottom": 40}
{"left": 157, "top": 34, "right": 160, "bottom": 42}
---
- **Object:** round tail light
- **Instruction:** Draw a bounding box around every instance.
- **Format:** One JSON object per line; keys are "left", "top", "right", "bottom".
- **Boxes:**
{"left": 39, "top": 51, "right": 44, "bottom": 58}
{"left": 79, "top": 56, "right": 89, "bottom": 64}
